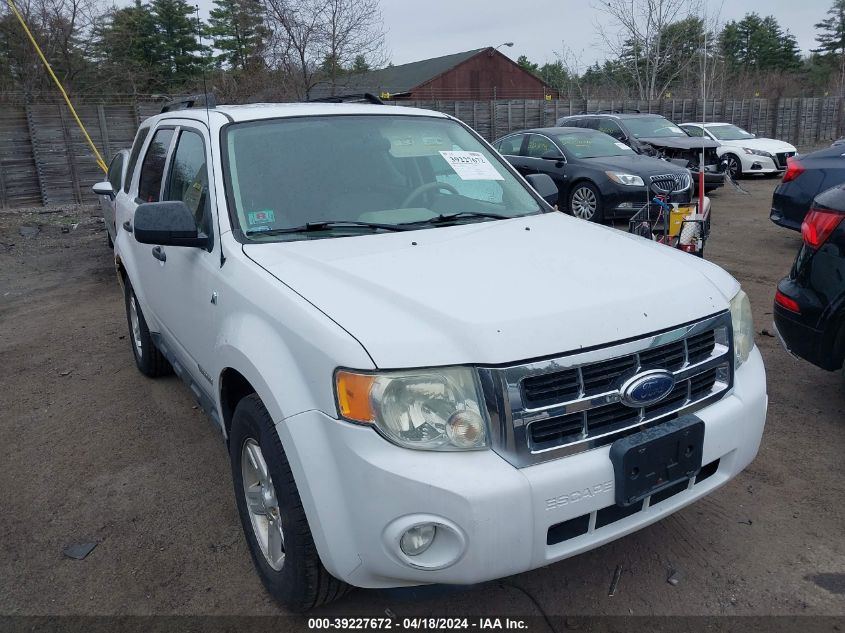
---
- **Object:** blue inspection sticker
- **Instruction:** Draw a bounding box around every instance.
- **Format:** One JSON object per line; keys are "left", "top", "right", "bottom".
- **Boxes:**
{"left": 247, "top": 210, "right": 275, "bottom": 226}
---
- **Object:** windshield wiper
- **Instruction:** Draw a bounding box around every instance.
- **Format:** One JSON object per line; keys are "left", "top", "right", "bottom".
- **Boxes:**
{"left": 245, "top": 220, "right": 409, "bottom": 237}
{"left": 399, "top": 211, "right": 512, "bottom": 227}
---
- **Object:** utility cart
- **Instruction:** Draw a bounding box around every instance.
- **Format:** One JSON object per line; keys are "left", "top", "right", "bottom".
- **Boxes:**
{"left": 628, "top": 197, "right": 711, "bottom": 257}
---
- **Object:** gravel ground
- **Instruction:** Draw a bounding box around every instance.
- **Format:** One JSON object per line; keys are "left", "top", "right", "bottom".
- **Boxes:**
{"left": 0, "top": 180, "right": 843, "bottom": 627}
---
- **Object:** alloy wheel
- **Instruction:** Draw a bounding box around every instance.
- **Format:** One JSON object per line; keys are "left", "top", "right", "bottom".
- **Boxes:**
{"left": 241, "top": 438, "right": 285, "bottom": 571}
{"left": 571, "top": 186, "right": 597, "bottom": 220}
{"left": 129, "top": 294, "right": 143, "bottom": 359}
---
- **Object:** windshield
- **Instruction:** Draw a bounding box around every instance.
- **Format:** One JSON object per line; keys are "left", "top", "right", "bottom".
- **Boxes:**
{"left": 223, "top": 115, "right": 542, "bottom": 241}
{"left": 555, "top": 131, "right": 635, "bottom": 159}
{"left": 707, "top": 124, "right": 755, "bottom": 141}
{"left": 624, "top": 117, "right": 688, "bottom": 139}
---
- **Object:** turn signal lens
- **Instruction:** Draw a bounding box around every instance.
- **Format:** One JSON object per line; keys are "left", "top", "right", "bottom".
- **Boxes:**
{"left": 335, "top": 371, "right": 376, "bottom": 423}
{"left": 802, "top": 208, "right": 844, "bottom": 249}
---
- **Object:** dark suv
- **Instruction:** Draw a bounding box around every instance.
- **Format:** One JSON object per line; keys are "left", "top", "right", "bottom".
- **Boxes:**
{"left": 557, "top": 113, "right": 725, "bottom": 192}
{"left": 774, "top": 183, "right": 845, "bottom": 374}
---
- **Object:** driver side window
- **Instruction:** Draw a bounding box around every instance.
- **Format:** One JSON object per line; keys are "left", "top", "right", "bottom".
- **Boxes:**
{"left": 164, "top": 129, "right": 211, "bottom": 237}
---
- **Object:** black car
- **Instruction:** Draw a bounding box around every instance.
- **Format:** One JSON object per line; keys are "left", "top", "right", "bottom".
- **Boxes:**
{"left": 770, "top": 144, "right": 845, "bottom": 231}
{"left": 556, "top": 113, "right": 724, "bottom": 192}
{"left": 774, "top": 184, "right": 845, "bottom": 374}
{"left": 492, "top": 127, "right": 692, "bottom": 222}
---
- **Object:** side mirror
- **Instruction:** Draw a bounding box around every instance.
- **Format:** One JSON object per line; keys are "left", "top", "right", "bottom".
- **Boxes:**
{"left": 92, "top": 181, "right": 115, "bottom": 199}
{"left": 134, "top": 201, "right": 208, "bottom": 248}
{"left": 540, "top": 150, "right": 565, "bottom": 162}
{"left": 525, "top": 173, "right": 559, "bottom": 206}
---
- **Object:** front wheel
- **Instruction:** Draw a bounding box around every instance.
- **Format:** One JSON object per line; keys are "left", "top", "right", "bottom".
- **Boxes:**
{"left": 724, "top": 154, "right": 742, "bottom": 180}
{"left": 569, "top": 182, "right": 604, "bottom": 222}
{"left": 230, "top": 395, "right": 350, "bottom": 611}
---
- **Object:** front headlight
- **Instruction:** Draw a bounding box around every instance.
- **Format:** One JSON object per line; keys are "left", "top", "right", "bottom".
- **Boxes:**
{"left": 742, "top": 148, "right": 773, "bottom": 158}
{"left": 335, "top": 367, "right": 489, "bottom": 451}
{"left": 730, "top": 289, "right": 755, "bottom": 368}
{"left": 606, "top": 171, "right": 645, "bottom": 186}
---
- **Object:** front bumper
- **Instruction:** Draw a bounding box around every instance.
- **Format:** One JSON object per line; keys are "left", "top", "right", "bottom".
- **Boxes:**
{"left": 741, "top": 154, "right": 780, "bottom": 174}
{"left": 278, "top": 348, "right": 767, "bottom": 589}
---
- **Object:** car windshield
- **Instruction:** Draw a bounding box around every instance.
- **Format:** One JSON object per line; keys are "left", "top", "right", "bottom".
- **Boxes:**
{"left": 554, "top": 131, "right": 635, "bottom": 159}
{"left": 707, "top": 124, "right": 755, "bottom": 141}
{"left": 223, "top": 115, "right": 542, "bottom": 241}
{"left": 623, "top": 117, "right": 688, "bottom": 138}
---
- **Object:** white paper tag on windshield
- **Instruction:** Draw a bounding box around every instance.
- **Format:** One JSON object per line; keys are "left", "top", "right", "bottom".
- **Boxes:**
{"left": 669, "top": 126, "right": 683, "bottom": 134}
{"left": 439, "top": 151, "right": 504, "bottom": 180}
{"left": 615, "top": 142, "right": 632, "bottom": 150}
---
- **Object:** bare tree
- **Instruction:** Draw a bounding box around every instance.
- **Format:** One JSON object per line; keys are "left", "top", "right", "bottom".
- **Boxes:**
{"left": 594, "top": 0, "right": 703, "bottom": 100}
{"left": 321, "top": 0, "right": 385, "bottom": 94}
{"left": 263, "top": 0, "right": 385, "bottom": 99}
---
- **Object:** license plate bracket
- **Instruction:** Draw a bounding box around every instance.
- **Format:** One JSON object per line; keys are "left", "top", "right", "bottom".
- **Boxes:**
{"left": 609, "top": 415, "right": 704, "bottom": 507}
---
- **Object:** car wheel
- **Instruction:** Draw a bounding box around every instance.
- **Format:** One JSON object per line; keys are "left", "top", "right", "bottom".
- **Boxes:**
{"left": 725, "top": 154, "right": 742, "bottom": 180}
{"left": 230, "top": 394, "right": 350, "bottom": 612}
{"left": 124, "top": 281, "right": 171, "bottom": 377}
{"left": 569, "top": 182, "right": 604, "bottom": 222}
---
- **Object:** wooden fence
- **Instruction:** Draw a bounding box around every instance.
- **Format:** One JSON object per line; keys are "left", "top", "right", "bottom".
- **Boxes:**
{"left": 1, "top": 96, "right": 843, "bottom": 208}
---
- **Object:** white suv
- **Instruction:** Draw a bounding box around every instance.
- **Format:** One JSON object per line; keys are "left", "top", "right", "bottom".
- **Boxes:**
{"left": 93, "top": 99, "right": 768, "bottom": 611}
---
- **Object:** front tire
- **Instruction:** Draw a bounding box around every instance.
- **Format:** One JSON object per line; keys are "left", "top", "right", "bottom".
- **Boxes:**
{"left": 569, "top": 182, "right": 604, "bottom": 222}
{"left": 725, "top": 154, "right": 742, "bottom": 180}
{"left": 230, "top": 395, "right": 349, "bottom": 611}
{"left": 124, "top": 281, "right": 171, "bottom": 377}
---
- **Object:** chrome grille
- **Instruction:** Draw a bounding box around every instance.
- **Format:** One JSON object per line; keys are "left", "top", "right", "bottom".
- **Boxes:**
{"left": 481, "top": 312, "right": 733, "bottom": 467}
{"left": 775, "top": 151, "right": 795, "bottom": 169}
{"left": 650, "top": 172, "right": 691, "bottom": 194}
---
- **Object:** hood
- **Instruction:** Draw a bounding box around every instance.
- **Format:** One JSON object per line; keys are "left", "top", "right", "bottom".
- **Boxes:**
{"left": 584, "top": 154, "right": 689, "bottom": 176}
{"left": 638, "top": 136, "right": 719, "bottom": 150}
{"left": 717, "top": 137, "right": 796, "bottom": 153}
{"left": 243, "top": 214, "right": 738, "bottom": 368}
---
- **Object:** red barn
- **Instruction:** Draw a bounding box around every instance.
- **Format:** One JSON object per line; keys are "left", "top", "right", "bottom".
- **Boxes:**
{"left": 331, "top": 48, "right": 558, "bottom": 100}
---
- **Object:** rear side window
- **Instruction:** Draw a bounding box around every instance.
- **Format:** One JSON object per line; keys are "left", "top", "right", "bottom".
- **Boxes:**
{"left": 107, "top": 152, "right": 125, "bottom": 191}
{"left": 137, "top": 129, "right": 174, "bottom": 202}
{"left": 124, "top": 127, "right": 150, "bottom": 193}
{"left": 495, "top": 134, "right": 524, "bottom": 156}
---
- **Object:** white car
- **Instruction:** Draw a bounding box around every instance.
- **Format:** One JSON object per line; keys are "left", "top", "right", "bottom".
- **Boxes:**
{"left": 680, "top": 122, "right": 796, "bottom": 179}
{"left": 93, "top": 99, "right": 767, "bottom": 611}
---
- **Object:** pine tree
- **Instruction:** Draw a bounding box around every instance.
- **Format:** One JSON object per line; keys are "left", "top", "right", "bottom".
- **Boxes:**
{"left": 516, "top": 55, "right": 539, "bottom": 75}
{"left": 94, "top": 1, "right": 160, "bottom": 92}
{"left": 814, "top": 0, "right": 845, "bottom": 93}
{"left": 350, "top": 54, "right": 370, "bottom": 74}
{"left": 207, "top": 0, "right": 267, "bottom": 72}
{"left": 151, "top": 0, "right": 206, "bottom": 86}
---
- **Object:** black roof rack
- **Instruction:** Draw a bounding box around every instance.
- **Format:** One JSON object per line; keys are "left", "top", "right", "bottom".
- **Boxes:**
{"left": 576, "top": 109, "right": 642, "bottom": 115}
{"left": 160, "top": 94, "right": 218, "bottom": 113}
{"left": 308, "top": 93, "right": 384, "bottom": 105}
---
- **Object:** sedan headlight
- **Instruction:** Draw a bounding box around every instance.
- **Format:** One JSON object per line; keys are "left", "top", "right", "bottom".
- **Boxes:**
{"left": 606, "top": 171, "right": 645, "bottom": 186}
{"left": 742, "top": 148, "right": 773, "bottom": 158}
{"left": 335, "top": 367, "right": 489, "bottom": 451}
{"left": 730, "top": 289, "right": 755, "bottom": 368}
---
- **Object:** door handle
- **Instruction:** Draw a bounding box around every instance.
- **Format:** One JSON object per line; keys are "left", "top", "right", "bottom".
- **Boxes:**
{"left": 151, "top": 246, "right": 166, "bottom": 262}
{"left": 123, "top": 220, "right": 132, "bottom": 233}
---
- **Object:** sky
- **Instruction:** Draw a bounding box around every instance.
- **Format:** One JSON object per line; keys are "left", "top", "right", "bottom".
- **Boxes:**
{"left": 190, "top": 0, "right": 832, "bottom": 69}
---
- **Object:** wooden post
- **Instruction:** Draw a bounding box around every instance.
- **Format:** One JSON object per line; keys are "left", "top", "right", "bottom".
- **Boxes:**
{"left": 24, "top": 104, "right": 48, "bottom": 206}
{"left": 490, "top": 100, "right": 496, "bottom": 140}
{"left": 507, "top": 102, "right": 512, "bottom": 133}
{"left": 97, "top": 104, "right": 111, "bottom": 163}
{"left": 815, "top": 98, "right": 824, "bottom": 142}
{"left": 58, "top": 104, "right": 82, "bottom": 204}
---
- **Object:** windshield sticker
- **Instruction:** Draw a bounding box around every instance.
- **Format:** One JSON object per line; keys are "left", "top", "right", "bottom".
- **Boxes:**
{"left": 668, "top": 126, "right": 683, "bottom": 134}
{"left": 439, "top": 151, "right": 504, "bottom": 181}
{"left": 615, "top": 142, "right": 633, "bottom": 150}
{"left": 248, "top": 210, "right": 275, "bottom": 226}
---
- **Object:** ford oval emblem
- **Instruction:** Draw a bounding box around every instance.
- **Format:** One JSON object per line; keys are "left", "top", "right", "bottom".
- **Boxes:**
{"left": 620, "top": 370, "right": 676, "bottom": 408}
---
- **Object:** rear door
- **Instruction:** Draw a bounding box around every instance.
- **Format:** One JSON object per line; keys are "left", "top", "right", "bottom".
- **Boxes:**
{"left": 493, "top": 133, "right": 529, "bottom": 175}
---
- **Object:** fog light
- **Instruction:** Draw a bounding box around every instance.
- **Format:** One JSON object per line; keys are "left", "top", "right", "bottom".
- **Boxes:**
{"left": 399, "top": 524, "right": 436, "bottom": 556}
{"left": 446, "top": 410, "right": 484, "bottom": 448}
